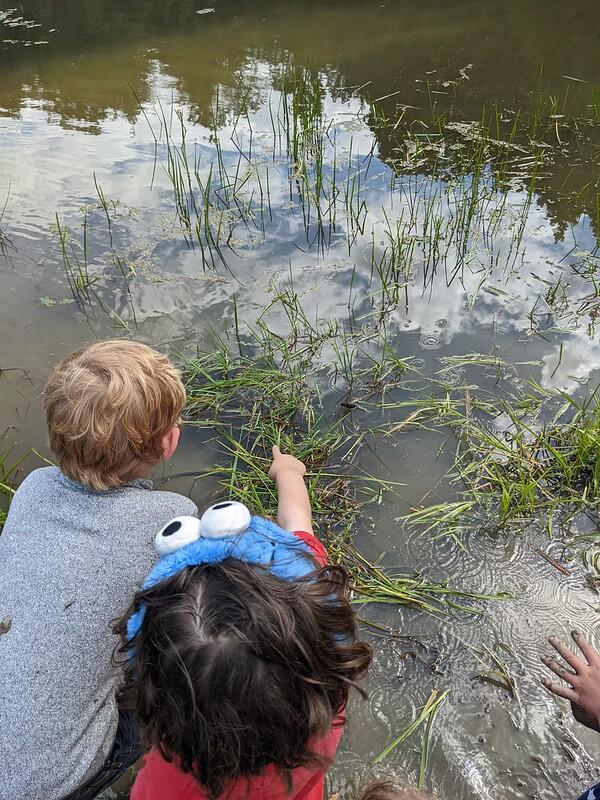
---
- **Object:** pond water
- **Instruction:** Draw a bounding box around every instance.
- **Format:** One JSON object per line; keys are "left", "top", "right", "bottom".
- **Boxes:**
{"left": 1, "top": 1, "right": 600, "bottom": 798}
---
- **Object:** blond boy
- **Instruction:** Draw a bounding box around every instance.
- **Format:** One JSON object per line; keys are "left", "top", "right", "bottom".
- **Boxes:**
{"left": 0, "top": 341, "right": 197, "bottom": 800}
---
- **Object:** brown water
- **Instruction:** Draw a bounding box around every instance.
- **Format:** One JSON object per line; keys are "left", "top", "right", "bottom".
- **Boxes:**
{"left": 2, "top": 1, "right": 600, "bottom": 798}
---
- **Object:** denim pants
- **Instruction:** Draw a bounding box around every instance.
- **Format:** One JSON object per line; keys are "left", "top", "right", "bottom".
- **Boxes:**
{"left": 578, "top": 783, "right": 600, "bottom": 800}
{"left": 61, "top": 713, "right": 141, "bottom": 800}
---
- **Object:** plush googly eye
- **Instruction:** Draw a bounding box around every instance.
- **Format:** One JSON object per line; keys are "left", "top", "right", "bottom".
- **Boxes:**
{"left": 155, "top": 516, "right": 202, "bottom": 556}
{"left": 198, "top": 501, "right": 251, "bottom": 539}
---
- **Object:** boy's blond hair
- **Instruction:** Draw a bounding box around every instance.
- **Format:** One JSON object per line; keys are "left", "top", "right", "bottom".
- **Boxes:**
{"left": 44, "top": 340, "right": 186, "bottom": 491}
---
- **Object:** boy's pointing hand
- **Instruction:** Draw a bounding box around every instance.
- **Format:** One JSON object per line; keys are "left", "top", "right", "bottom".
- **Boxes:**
{"left": 268, "top": 446, "right": 306, "bottom": 481}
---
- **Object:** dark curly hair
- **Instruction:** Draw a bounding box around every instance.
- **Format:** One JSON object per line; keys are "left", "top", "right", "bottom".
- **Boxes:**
{"left": 116, "top": 558, "right": 372, "bottom": 798}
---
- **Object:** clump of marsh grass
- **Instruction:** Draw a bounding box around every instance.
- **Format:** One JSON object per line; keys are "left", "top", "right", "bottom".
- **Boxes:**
{"left": 398, "top": 372, "right": 600, "bottom": 538}
{"left": 181, "top": 297, "right": 511, "bottom": 614}
{"left": 52, "top": 201, "right": 134, "bottom": 330}
{"left": 459, "top": 393, "right": 600, "bottom": 522}
{"left": 182, "top": 313, "right": 396, "bottom": 530}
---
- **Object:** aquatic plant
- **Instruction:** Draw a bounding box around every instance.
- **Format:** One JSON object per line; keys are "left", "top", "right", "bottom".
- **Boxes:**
{"left": 399, "top": 375, "right": 600, "bottom": 537}
{"left": 373, "top": 687, "right": 449, "bottom": 782}
{"left": 182, "top": 309, "right": 399, "bottom": 529}
{"left": 0, "top": 188, "right": 11, "bottom": 259}
{"left": 182, "top": 295, "right": 512, "bottom": 613}
{"left": 470, "top": 642, "right": 518, "bottom": 697}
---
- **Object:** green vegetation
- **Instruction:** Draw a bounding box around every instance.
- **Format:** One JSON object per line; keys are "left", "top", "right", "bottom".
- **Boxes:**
{"left": 181, "top": 294, "right": 513, "bottom": 613}
{"left": 402, "top": 381, "right": 600, "bottom": 537}
{"left": 2, "top": 8, "right": 600, "bottom": 792}
{"left": 0, "top": 188, "right": 10, "bottom": 259}
{"left": 16, "top": 65, "right": 600, "bottom": 602}
{"left": 182, "top": 284, "right": 600, "bottom": 565}
{"left": 373, "top": 687, "right": 449, "bottom": 785}
{"left": 0, "top": 449, "right": 36, "bottom": 529}
{"left": 470, "top": 642, "right": 518, "bottom": 697}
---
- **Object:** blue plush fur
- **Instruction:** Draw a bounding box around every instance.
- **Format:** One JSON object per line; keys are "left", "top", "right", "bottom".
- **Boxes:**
{"left": 127, "top": 515, "right": 314, "bottom": 642}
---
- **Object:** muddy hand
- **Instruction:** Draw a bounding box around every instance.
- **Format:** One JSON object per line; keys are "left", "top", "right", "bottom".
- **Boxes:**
{"left": 541, "top": 630, "right": 600, "bottom": 733}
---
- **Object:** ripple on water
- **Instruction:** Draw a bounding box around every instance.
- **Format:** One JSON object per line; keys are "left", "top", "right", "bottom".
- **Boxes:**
{"left": 435, "top": 366, "right": 464, "bottom": 385}
{"left": 483, "top": 544, "right": 596, "bottom": 674}
{"left": 417, "top": 525, "right": 534, "bottom": 660}
{"left": 363, "top": 639, "right": 426, "bottom": 731}
{"left": 419, "top": 333, "right": 442, "bottom": 350}
{"left": 417, "top": 523, "right": 529, "bottom": 592}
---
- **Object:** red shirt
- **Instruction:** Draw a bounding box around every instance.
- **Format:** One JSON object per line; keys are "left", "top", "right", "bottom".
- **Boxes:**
{"left": 131, "top": 716, "right": 344, "bottom": 800}
{"left": 289, "top": 530, "right": 328, "bottom": 569}
{"left": 131, "top": 531, "right": 337, "bottom": 800}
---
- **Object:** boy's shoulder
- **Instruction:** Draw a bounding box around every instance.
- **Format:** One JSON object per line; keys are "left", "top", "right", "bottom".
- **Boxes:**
{"left": 11, "top": 465, "right": 197, "bottom": 517}
{"left": 138, "top": 487, "right": 198, "bottom": 519}
{"left": 13, "top": 465, "right": 61, "bottom": 495}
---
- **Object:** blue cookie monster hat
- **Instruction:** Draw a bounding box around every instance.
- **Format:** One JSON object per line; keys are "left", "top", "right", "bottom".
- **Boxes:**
{"left": 127, "top": 500, "right": 315, "bottom": 643}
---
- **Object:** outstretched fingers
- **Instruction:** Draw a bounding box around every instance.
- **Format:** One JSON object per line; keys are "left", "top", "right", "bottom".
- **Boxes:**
{"left": 541, "top": 676, "right": 578, "bottom": 702}
{"left": 540, "top": 655, "right": 576, "bottom": 684}
{"left": 548, "top": 636, "right": 587, "bottom": 674}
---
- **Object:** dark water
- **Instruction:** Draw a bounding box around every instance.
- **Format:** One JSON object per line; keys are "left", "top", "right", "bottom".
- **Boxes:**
{"left": 2, "top": 2, "right": 600, "bottom": 798}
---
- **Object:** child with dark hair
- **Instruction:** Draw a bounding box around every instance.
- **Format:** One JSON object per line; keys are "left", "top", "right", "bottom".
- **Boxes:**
{"left": 117, "top": 446, "right": 372, "bottom": 800}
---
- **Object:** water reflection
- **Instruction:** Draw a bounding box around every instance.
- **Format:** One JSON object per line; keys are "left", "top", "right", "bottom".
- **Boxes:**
{"left": 2, "top": 0, "right": 599, "bottom": 230}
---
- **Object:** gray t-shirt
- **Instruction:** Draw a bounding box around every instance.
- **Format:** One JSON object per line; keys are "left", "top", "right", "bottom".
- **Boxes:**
{"left": 0, "top": 466, "right": 197, "bottom": 800}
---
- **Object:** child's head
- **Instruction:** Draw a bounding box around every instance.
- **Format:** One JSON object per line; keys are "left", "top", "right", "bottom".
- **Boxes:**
{"left": 44, "top": 340, "right": 185, "bottom": 491}
{"left": 118, "top": 558, "right": 372, "bottom": 797}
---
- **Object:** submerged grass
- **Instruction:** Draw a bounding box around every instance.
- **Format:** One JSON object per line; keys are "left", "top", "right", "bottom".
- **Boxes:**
{"left": 373, "top": 688, "right": 449, "bottom": 775}
{"left": 344, "top": 544, "right": 511, "bottom": 614}
{"left": 0, "top": 187, "right": 12, "bottom": 259}
{"left": 470, "top": 642, "right": 518, "bottom": 697}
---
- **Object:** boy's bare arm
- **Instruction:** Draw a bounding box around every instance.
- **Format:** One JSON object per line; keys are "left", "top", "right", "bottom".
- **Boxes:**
{"left": 268, "top": 446, "right": 313, "bottom": 534}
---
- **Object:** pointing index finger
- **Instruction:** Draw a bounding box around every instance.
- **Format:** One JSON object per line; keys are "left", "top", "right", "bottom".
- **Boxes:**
{"left": 272, "top": 445, "right": 281, "bottom": 458}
